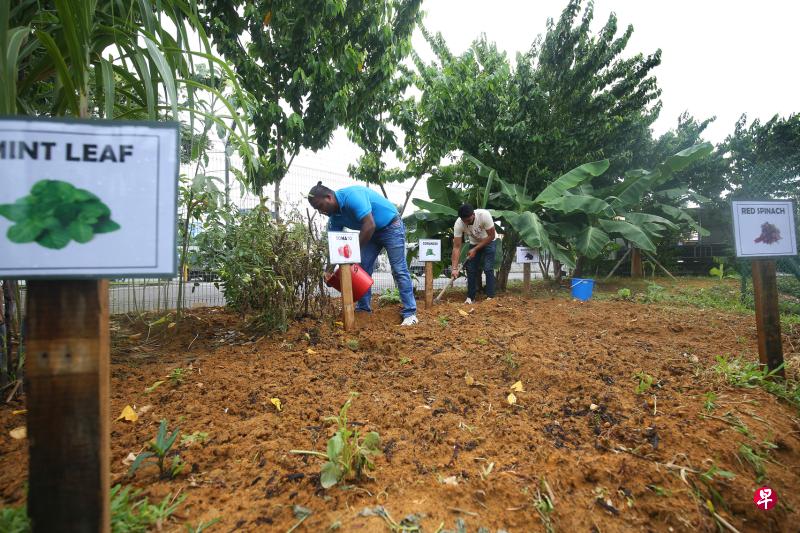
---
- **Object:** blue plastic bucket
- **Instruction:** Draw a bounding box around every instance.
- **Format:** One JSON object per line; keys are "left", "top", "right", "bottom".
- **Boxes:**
{"left": 571, "top": 278, "right": 594, "bottom": 301}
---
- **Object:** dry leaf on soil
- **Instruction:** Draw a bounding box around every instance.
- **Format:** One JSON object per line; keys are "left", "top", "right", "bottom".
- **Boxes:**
{"left": 464, "top": 373, "right": 475, "bottom": 386}
{"left": 122, "top": 452, "right": 138, "bottom": 465}
{"left": 507, "top": 392, "right": 517, "bottom": 405}
{"left": 270, "top": 398, "right": 282, "bottom": 412}
{"left": 9, "top": 427, "right": 26, "bottom": 439}
{"left": 510, "top": 381, "right": 525, "bottom": 392}
{"left": 458, "top": 310, "right": 469, "bottom": 317}
{"left": 12, "top": 409, "right": 26, "bottom": 416}
{"left": 307, "top": 348, "right": 317, "bottom": 354}
{"left": 117, "top": 405, "right": 138, "bottom": 422}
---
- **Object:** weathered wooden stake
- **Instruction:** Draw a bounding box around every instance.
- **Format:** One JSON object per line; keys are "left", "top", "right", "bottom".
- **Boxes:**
{"left": 630, "top": 248, "right": 643, "bottom": 278}
{"left": 751, "top": 260, "right": 785, "bottom": 376}
{"left": 424, "top": 262, "right": 434, "bottom": 308}
{"left": 523, "top": 263, "right": 531, "bottom": 293}
{"left": 26, "top": 280, "right": 110, "bottom": 532}
{"left": 341, "top": 264, "right": 356, "bottom": 331}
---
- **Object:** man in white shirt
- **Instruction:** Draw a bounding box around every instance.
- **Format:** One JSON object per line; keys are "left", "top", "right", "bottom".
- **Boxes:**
{"left": 450, "top": 203, "right": 497, "bottom": 304}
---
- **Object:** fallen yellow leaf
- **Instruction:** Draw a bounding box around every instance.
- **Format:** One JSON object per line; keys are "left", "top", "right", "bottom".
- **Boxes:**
{"left": 307, "top": 348, "right": 317, "bottom": 354}
{"left": 458, "top": 310, "right": 469, "bottom": 317}
{"left": 510, "top": 381, "right": 525, "bottom": 392}
{"left": 167, "top": 322, "right": 176, "bottom": 329}
{"left": 9, "top": 426, "right": 26, "bottom": 439}
{"left": 506, "top": 392, "right": 517, "bottom": 405}
{"left": 334, "top": 321, "right": 343, "bottom": 327}
{"left": 116, "top": 405, "right": 139, "bottom": 423}
{"left": 464, "top": 373, "right": 475, "bottom": 386}
{"left": 270, "top": 398, "right": 282, "bottom": 412}
{"left": 12, "top": 409, "right": 26, "bottom": 416}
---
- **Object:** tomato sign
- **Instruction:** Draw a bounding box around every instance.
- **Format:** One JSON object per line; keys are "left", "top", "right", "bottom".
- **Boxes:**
{"left": 328, "top": 231, "right": 360, "bottom": 264}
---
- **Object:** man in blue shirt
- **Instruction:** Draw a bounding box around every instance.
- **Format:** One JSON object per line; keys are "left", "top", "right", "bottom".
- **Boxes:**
{"left": 308, "top": 182, "right": 418, "bottom": 326}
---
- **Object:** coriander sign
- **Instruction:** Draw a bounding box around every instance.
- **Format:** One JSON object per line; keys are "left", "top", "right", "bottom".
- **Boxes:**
{"left": 0, "top": 118, "right": 178, "bottom": 277}
{"left": 418, "top": 239, "right": 441, "bottom": 261}
{"left": 732, "top": 200, "right": 797, "bottom": 258}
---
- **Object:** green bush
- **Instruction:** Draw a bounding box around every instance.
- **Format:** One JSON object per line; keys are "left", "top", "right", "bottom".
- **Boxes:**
{"left": 198, "top": 206, "right": 329, "bottom": 331}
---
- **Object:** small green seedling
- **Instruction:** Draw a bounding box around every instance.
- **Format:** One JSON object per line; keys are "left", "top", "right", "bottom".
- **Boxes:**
{"left": 290, "top": 393, "right": 381, "bottom": 488}
{"left": 180, "top": 431, "right": 209, "bottom": 447}
{"left": 346, "top": 339, "right": 359, "bottom": 351}
{"left": 378, "top": 288, "right": 401, "bottom": 305}
{"left": 437, "top": 315, "right": 450, "bottom": 327}
{"left": 186, "top": 517, "right": 221, "bottom": 533}
{"left": 399, "top": 357, "right": 412, "bottom": 365}
{"left": 616, "top": 288, "right": 632, "bottom": 300}
{"left": 169, "top": 368, "right": 186, "bottom": 385}
{"left": 111, "top": 484, "right": 186, "bottom": 532}
{"left": 476, "top": 338, "right": 488, "bottom": 346}
{"left": 0, "top": 179, "right": 120, "bottom": 249}
{"left": 703, "top": 392, "right": 717, "bottom": 413}
{"left": 634, "top": 371, "right": 654, "bottom": 394}
{"left": 128, "top": 419, "right": 185, "bottom": 479}
{"left": 503, "top": 352, "right": 519, "bottom": 370}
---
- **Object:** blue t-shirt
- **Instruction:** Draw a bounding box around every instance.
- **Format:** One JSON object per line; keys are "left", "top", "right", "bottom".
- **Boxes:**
{"left": 327, "top": 186, "right": 398, "bottom": 231}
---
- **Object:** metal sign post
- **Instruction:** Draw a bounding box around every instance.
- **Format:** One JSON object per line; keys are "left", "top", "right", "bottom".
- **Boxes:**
{"left": 732, "top": 200, "right": 798, "bottom": 375}
{"left": 0, "top": 118, "right": 178, "bottom": 531}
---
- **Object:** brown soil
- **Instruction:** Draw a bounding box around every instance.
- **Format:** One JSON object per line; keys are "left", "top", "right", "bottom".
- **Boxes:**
{"left": 2, "top": 284, "right": 800, "bottom": 532}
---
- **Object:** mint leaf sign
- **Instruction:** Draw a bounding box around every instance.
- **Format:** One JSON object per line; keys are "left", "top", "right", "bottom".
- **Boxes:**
{"left": 0, "top": 180, "right": 121, "bottom": 249}
{"left": 0, "top": 118, "right": 178, "bottom": 278}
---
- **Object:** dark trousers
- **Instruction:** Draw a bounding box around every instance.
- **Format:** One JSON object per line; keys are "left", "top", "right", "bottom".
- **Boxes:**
{"left": 465, "top": 240, "right": 496, "bottom": 299}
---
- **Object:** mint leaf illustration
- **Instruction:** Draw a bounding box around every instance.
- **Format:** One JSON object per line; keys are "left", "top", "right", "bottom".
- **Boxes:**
{"left": 0, "top": 180, "right": 121, "bottom": 249}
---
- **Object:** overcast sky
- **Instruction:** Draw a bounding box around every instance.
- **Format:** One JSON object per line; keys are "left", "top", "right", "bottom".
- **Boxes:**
{"left": 295, "top": 0, "right": 799, "bottom": 175}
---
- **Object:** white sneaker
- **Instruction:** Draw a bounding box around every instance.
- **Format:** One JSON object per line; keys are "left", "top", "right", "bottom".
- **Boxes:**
{"left": 464, "top": 298, "right": 473, "bottom": 304}
{"left": 400, "top": 315, "right": 419, "bottom": 326}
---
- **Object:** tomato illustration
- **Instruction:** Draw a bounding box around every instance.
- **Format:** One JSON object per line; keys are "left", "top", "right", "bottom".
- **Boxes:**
{"left": 338, "top": 244, "right": 352, "bottom": 258}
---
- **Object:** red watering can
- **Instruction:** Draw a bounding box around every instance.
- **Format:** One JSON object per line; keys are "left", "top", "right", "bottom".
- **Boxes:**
{"left": 325, "top": 264, "right": 374, "bottom": 301}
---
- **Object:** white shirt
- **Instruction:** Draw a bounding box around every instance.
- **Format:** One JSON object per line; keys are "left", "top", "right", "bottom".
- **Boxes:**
{"left": 454, "top": 209, "right": 495, "bottom": 245}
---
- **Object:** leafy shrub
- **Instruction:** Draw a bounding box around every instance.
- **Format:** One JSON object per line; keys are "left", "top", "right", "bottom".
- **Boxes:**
{"left": 616, "top": 288, "right": 632, "bottom": 300}
{"left": 291, "top": 393, "right": 381, "bottom": 488}
{"left": 196, "top": 206, "right": 329, "bottom": 331}
{"left": 378, "top": 288, "right": 401, "bottom": 306}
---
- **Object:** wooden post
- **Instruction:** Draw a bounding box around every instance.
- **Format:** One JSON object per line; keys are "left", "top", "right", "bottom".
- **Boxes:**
{"left": 26, "top": 280, "right": 110, "bottom": 532}
{"left": 341, "top": 264, "right": 356, "bottom": 331}
{"left": 630, "top": 248, "right": 643, "bottom": 278}
{"left": 751, "top": 260, "right": 784, "bottom": 376}
{"left": 424, "top": 262, "right": 434, "bottom": 308}
{"left": 523, "top": 263, "right": 531, "bottom": 293}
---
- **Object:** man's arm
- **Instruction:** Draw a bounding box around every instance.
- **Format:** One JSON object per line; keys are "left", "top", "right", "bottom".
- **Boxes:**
{"left": 358, "top": 213, "right": 376, "bottom": 247}
{"left": 466, "top": 227, "right": 496, "bottom": 259}
{"left": 451, "top": 235, "right": 463, "bottom": 279}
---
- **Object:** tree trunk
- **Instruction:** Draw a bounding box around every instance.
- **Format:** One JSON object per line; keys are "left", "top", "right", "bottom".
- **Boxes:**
{"left": 497, "top": 232, "right": 518, "bottom": 291}
{"left": 631, "top": 248, "right": 643, "bottom": 278}
{"left": 554, "top": 260, "right": 563, "bottom": 283}
{"left": 573, "top": 256, "right": 586, "bottom": 278}
{"left": 538, "top": 249, "right": 551, "bottom": 280}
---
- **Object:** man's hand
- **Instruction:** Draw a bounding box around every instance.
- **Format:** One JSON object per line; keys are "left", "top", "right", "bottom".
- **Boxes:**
{"left": 451, "top": 267, "right": 459, "bottom": 280}
{"left": 466, "top": 247, "right": 477, "bottom": 260}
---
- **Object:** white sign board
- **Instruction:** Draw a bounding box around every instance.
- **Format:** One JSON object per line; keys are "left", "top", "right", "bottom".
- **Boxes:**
{"left": 516, "top": 246, "right": 539, "bottom": 263}
{"left": 0, "top": 118, "right": 178, "bottom": 278}
{"left": 732, "top": 200, "right": 797, "bottom": 258}
{"left": 328, "top": 231, "right": 361, "bottom": 264}
{"left": 418, "top": 239, "right": 441, "bottom": 261}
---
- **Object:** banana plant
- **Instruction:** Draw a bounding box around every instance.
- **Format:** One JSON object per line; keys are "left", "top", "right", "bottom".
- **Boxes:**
{"left": 409, "top": 143, "right": 714, "bottom": 271}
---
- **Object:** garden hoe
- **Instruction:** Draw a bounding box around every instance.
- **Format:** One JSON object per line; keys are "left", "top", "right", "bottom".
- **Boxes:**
{"left": 435, "top": 265, "right": 462, "bottom": 302}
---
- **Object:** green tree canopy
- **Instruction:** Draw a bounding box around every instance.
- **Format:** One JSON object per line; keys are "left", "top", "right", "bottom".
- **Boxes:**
{"left": 200, "top": 0, "right": 421, "bottom": 212}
